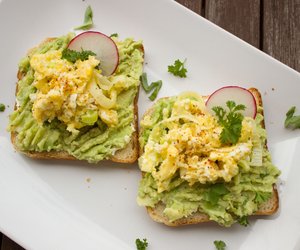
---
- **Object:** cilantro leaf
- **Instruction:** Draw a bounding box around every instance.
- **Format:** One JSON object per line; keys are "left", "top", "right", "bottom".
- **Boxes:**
{"left": 285, "top": 106, "right": 300, "bottom": 130}
{"left": 74, "top": 5, "right": 94, "bottom": 30}
{"left": 203, "top": 183, "right": 229, "bottom": 205}
{"left": 135, "top": 238, "right": 148, "bottom": 250}
{"left": 61, "top": 48, "right": 96, "bottom": 64}
{"left": 238, "top": 216, "right": 249, "bottom": 227}
{"left": 214, "top": 240, "right": 226, "bottom": 250}
{"left": 110, "top": 33, "right": 119, "bottom": 38}
{"left": 254, "top": 191, "right": 272, "bottom": 203}
{"left": 140, "top": 73, "right": 162, "bottom": 101}
{"left": 0, "top": 103, "right": 5, "bottom": 112}
{"left": 212, "top": 101, "right": 246, "bottom": 144}
{"left": 168, "top": 59, "right": 187, "bottom": 78}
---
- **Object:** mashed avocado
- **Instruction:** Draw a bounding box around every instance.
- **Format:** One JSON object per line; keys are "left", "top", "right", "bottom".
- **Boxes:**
{"left": 137, "top": 95, "right": 280, "bottom": 227}
{"left": 8, "top": 33, "right": 144, "bottom": 163}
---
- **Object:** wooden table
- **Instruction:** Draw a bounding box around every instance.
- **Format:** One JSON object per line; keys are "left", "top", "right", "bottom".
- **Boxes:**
{"left": 1, "top": 0, "right": 299, "bottom": 249}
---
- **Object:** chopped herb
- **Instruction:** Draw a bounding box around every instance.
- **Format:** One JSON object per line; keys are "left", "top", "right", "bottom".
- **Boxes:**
{"left": 135, "top": 238, "right": 148, "bottom": 250}
{"left": 285, "top": 106, "right": 300, "bottom": 130}
{"left": 140, "top": 73, "right": 162, "bottom": 101}
{"left": 0, "top": 103, "right": 5, "bottom": 112}
{"left": 74, "top": 5, "right": 94, "bottom": 30}
{"left": 254, "top": 191, "right": 272, "bottom": 203}
{"left": 214, "top": 240, "right": 226, "bottom": 250}
{"left": 238, "top": 216, "right": 249, "bottom": 227}
{"left": 61, "top": 48, "right": 96, "bottom": 63}
{"left": 203, "top": 183, "right": 229, "bottom": 205}
{"left": 168, "top": 59, "right": 187, "bottom": 78}
{"left": 212, "top": 101, "right": 246, "bottom": 144}
{"left": 110, "top": 33, "right": 119, "bottom": 38}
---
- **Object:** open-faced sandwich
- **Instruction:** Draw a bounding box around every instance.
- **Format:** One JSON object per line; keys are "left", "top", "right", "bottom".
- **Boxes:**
{"left": 8, "top": 31, "right": 144, "bottom": 163}
{"left": 137, "top": 86, "right": 280, "bottom": 227}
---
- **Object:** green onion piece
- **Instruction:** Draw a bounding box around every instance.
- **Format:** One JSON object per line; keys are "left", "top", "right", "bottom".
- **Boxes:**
{"left": 148, "top": 81, "right": 162, "bottom": 101}
{"left": 140, "top": 72, "right": 150, "bottom": 92}
{"left": 140, "top": 73, "right": 162, "bottom": 101}
{"left": 81, "top": 110, "right": 98, "bottom": 125}
{"left": 74, "top": 5, "right": 93, "bottom": 30}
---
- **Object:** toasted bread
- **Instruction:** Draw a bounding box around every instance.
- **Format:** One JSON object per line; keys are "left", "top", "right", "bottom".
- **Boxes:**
{"left": 139, "top": 88, "right": 279, "bottom": 226}
{"left": 11, "top": 37, "right": 143, "bottom": 164}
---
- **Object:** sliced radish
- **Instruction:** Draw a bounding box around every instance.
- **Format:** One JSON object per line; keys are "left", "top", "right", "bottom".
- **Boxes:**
{"left": 206, "top": 86, "right": 257, "bottom": 118}
{"left": 68, "top": 31, "right": 119, "bottom": 76}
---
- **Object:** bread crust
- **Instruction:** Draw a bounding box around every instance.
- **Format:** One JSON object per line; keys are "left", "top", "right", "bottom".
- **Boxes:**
{"left": 139, "top": 88, "right": 279, "bottom": 226}
{"left": 11, "top": 37, "right": 143, "bottom": 164}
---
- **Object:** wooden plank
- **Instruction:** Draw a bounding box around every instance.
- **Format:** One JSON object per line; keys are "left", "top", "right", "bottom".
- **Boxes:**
{"left": 1, "top": 236, "right": 24, "bottom": 250}
{"left": 263, "top": 0, "right": 300, "bottom": 72}
{"left": 205, "top": 0, "right": 261, "bottom": 48}
{"left": 175, "top": 0, "right": 203, "bottom": 15}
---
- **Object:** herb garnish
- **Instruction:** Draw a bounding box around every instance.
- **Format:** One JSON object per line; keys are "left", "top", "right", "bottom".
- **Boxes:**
{"left": 285, "top": 106, "right": 300, "bottom": 130}
{"left": 135, "top": 238, "right": 148, "bottom": 250}
{"left": 168, "top": 59, "right": 187, "bottom": 78}
{"left": 254, "top": 191, "right": 272, "bottom": 203}
{"left": 140, "top": 73, "right": 162, "bottom": 101}
{"left": 203, "top": 183, "right": 229, "bottom": 205}
{"left": 214, "top": 240, "right": 226, "bottom": 250}
{"left": 61, "top": 48, "right": 96, "bottom": 64}
{"left": 110, "top": 33, "right": 119, "bottom": 38}
{"left": 74, "top": 5, "right": 94, "bottom": 30}
{"left": 0, "top": 103, "right": 5, "bottom": 112}
{"left": 212, "top": 101, "right": 246, "bottom": 144}
{"left": 238, "top": 216, "right": 249, "bottom": 227}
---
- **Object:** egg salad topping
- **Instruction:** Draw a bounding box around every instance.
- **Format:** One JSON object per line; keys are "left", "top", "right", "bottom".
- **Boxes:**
{"left": 29, "top": 49, "right": 130, "bottom": 133}
{"left": 139, "top": 93, "right": 256, "bottom": 193}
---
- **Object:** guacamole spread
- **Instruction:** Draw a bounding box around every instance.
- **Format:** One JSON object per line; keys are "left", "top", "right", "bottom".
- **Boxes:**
{"left": 137, "top": 93, "right": 280, "bottom": 226}
{"left": 8, "top": 33, "right": 144, "bottom": 163}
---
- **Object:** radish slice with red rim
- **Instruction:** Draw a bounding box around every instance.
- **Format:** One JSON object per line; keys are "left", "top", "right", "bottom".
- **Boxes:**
{"left": 68, "top": 31, "right": 119, "bottom": 76}
{"left": 206, "top": 86, "right": 257, "bottom": 118}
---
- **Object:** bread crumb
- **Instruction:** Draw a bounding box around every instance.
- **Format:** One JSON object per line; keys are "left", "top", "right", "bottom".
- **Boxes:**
{"left": 272, "top": 88, "right": 275, "bottom": 91}
{"left": 86, "top": 178, "right": 91, "bottom": 183}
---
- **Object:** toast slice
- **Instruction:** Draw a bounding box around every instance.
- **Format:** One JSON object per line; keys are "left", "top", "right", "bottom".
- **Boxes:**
{"left": 139, "top": 88, "right": 279, "bottom": 226}
{"left": 10, "top": 37, "right": 142, "bottom": 163}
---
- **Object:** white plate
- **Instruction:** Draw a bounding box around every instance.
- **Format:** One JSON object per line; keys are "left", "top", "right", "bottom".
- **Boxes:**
{"left": 1, "top": 0, "right": 300, "bottom": 249}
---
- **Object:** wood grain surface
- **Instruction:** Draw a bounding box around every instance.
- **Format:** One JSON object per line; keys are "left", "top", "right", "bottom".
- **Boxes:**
{"left": 205, "top": 0, "right": 261, "bottom": 48}
{"left": 1, "top": 0, "right": 299, "bottom": 249}
{"left": 263, "top": 0, "right": 300, "bottom": 70}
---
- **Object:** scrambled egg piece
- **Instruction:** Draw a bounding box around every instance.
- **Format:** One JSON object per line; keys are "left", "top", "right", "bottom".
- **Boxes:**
{"left": 139, "top": 95, "right": 255, "bottom": 193}
{"left": 29, "top": 50, "right": 122, "bottom": 133}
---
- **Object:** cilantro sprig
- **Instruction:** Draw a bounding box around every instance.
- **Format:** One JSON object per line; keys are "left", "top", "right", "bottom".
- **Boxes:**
{"left": 135, "top": 238, "right": 148, "bottom": 250}
{"left": 110, "top": 33, "right": 119, "bottom": 38}
{"left": 168, "top": 59, "right": 187, "bottom": 78}
{"left": 238, "top": 216, "right": 249, "bottom": 227}
{"left": 254, "top": 191, "right": 272, "bottom": 203}
{"left": 140, "top": 73, "right": 162, "bottom": 101}
{"left": 0, "top": 103, "right": 5, "bottom": 112}
{"left": 203, "top": 183, "right": 229, "bottom": 205}
{"left": 285, "top": 106, "right": 300, "bottom": 130}
{"left": 214, "top": 240, "right": 226, "bottom": 250}
{"left": 74, "top": 5, "right": 94, "bottom": 30}
{"left": 61, "top": 48, "right": 96, "bottom": 64}
{"left": 212, "top": 101, "right": 246, "bottom": 144}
